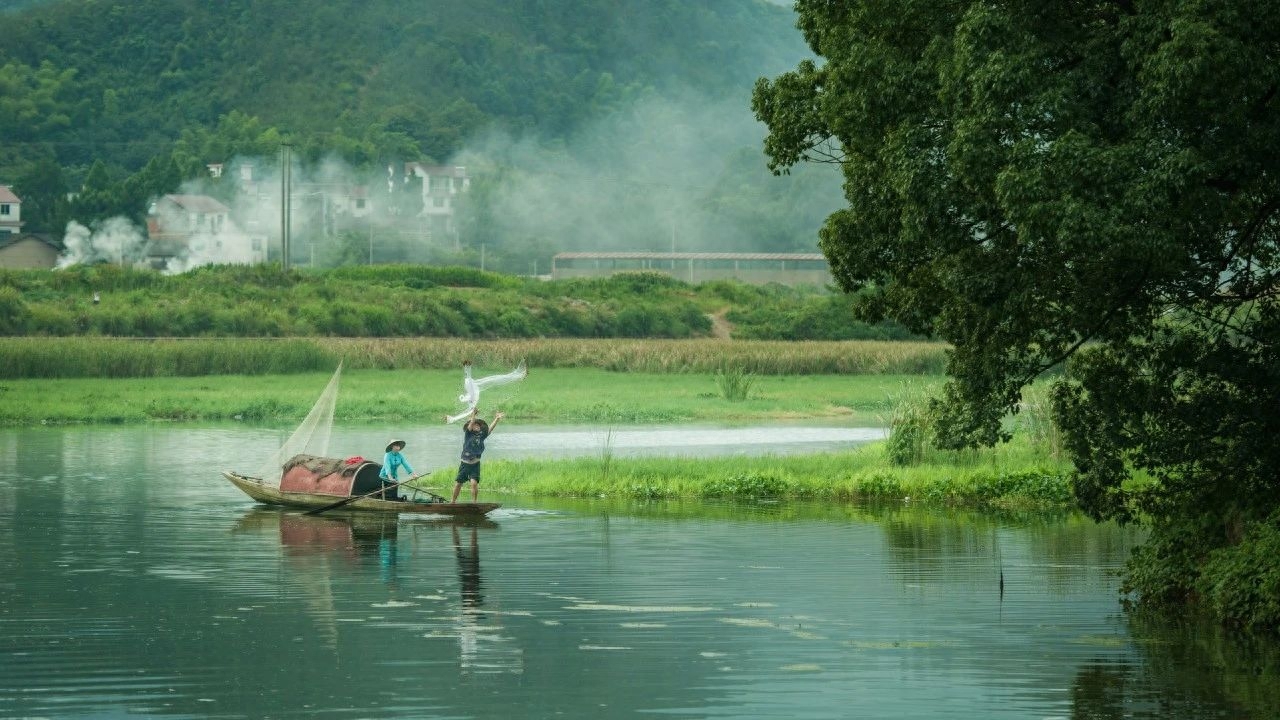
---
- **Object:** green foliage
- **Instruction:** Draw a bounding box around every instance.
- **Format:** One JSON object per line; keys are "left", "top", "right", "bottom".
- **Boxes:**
{"left": 713, "top": 362, "right": 755, "bottom": 402}
{"left": 0, "top": 338, "right": 335, "bottom": 378}
{"left": 1, "top": 266, "right": 915, "bottom": 342}
{"left": 884, "top": 383, "right": 938, "bottom": 466}
{"left": 489, "top": 432, "right": 1074, "bottom": 511}
{"left": 700, "top": 472, "right": 791, "bottom": 500}
{"left": 13, "top": 156, "right": 71, "bottom": 233}
{"left": 729, "top": 292, "right": 920, "bottom": 341}
{"left": 755, "top": 0, "right": 1280, "bottom": 630}
{"left": 0, "top": 0, "right": 803, "bottom": 175}
{"left": 853, "top": 473, "right": 902, "bottom": 499}
{"left": 1120, "top": 518, "right": 1214, "bottom": 608}
{"left": 233, "top": 398, "right": 296, "bottom": 421}
{"left": 1197, "top": 517, "right": 1280, "bottom": 631}
{"left": 324, "top": 264, "right": 518, "bottom": 290}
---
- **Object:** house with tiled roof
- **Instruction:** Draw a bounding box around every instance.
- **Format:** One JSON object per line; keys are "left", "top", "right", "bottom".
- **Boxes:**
{"left": 0, "top": 185, "right": 24, "bottom": 237}
{"left": 0, "top": 233, "right": 60, "bottom": 270}
{"left": 146, "top": 194, "right": 266, "bottom": 268}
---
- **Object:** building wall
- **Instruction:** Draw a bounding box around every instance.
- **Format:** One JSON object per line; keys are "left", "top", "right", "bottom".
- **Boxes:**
{"left": 408, "top": 165, "right": 468, "bottom": 236}
{"left": 0, "top": 199, "right": 21, "bottom": 235}
{"left": 0, "top": 238, "right": 59, "bottom": 269}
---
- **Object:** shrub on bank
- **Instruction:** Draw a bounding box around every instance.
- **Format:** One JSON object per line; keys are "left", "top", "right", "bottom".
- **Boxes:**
{"left": 2, "top": 265, "right": 918, "bottom": 342}
{"left": 1197, "top": 518, "right": 1280, "bottom": 631}
{"left": 484, "top": 439, "right": 1074, "bottom": 512}
{"left": 0, "top": 337, "right": 950, "bottom": 378}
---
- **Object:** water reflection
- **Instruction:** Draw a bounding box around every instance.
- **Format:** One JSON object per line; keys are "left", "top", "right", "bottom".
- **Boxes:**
{"left": 449, "top": 523, "right": 525, "bottom": 675}
{"left": 2, "top": 425, "right": 1279, "bottom": 719}
{"left": 228, "top": 508, "right": 527, "bottom": 675}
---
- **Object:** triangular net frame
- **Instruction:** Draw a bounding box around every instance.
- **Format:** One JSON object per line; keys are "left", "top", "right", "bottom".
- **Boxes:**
{"left": 254, "top": 364, "right": 342, "bottom": 485}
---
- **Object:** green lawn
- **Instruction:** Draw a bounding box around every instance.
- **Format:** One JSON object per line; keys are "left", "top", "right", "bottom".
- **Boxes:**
{"left": 1, "top": 367, "right": 1075, "bottom": 510}
{"left": 0, "top": 368, "right": 945, "bottom": 426}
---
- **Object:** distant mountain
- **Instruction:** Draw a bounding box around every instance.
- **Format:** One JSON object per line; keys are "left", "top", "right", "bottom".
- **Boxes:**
{"left": 1, "top": 0, "right": 846, "bottom": 261}
{"left": 1, "top": 0, "right": 808, "bottom": 170}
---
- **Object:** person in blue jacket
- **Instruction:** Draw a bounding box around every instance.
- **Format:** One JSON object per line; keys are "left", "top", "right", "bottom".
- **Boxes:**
{"left": 379, "top": 439, "right": 414, "bottom": 500}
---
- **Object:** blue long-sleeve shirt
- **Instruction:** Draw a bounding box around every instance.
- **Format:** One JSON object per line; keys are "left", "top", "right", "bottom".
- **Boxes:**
{"left": 379, "top": 450, "right": 414, "bottom": 480}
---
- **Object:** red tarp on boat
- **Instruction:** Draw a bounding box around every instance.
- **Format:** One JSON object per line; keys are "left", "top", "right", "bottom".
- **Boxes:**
{"left": 279, "top": 454, "right": 384, "bottom": 497}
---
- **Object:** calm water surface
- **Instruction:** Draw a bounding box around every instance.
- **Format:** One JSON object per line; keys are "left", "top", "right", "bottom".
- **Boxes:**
{"left": 1, "top": 425, "right": 1275, "bottom": 719}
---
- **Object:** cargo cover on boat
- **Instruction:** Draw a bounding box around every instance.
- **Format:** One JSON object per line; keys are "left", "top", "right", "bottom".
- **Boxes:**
{"left": 279, "top": 454, "right": 383, "bottom": 497}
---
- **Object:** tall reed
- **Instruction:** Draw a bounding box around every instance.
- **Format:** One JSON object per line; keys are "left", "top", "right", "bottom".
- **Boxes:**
{"left": 0, "top": 337, "right": 335, "bottom": 378}
{"left": 882, "top": 381, "right": 937, "bottom": 466}
{"left": 1015, "top": 383, "right": 1063, "bottom": 462}
{"left": 714, "top": 362, "right": 756, "bottom": 401}
{"left": 0, "top": 337, "right": 948, "bottom": 379}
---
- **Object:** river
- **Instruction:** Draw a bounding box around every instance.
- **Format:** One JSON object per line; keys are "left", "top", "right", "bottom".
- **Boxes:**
{"left": 0, "top": 424, "right": 1274, "bottom": 719}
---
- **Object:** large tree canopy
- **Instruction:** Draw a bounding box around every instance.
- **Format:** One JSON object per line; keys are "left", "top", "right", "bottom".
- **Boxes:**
{"left": 755, "top": 1, "right": 1280, "bottom": 629}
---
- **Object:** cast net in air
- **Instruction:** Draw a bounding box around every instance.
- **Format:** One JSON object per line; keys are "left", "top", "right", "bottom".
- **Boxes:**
{"left": 444, "top": 358, "right": 527, "bottom": 424}
{"left": 254, "top": 364, "right": 342, "bottom": 485}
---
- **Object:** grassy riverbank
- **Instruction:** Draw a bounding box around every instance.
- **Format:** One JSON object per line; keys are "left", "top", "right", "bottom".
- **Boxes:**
{"left": 0, "top": 356, "right": 1074, "bottom": 510}
{"left": 0, "top": 337, "right": 947, "bottom": 378}
{"left": 424, "top": 435, "right": 1073, "bottom": 512}
{"left": 0, "top": 367, "right": 944, "bottom": 425}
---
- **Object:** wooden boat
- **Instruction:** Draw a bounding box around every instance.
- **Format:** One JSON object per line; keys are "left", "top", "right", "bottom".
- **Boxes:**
{"left": 223, "top": 365, "right": 500, "bottom": 517}
{"left": 223, "top": 468, "right": 501, "bottom": 517}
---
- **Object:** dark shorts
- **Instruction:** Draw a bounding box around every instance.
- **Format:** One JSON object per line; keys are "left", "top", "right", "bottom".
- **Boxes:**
{"left": 378, "top": 477, "right": 399, "bottom": 500}
{"left": 456, "top": 461, "right": 481, "bottom": 483}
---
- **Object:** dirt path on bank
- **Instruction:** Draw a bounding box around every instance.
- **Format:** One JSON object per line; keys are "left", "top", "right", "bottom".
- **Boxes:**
{"left": 708, "top": 308, "right": 734, "bottom": 339}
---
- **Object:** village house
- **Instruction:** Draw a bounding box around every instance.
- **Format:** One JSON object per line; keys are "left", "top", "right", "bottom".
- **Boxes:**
{"left": 0, "top": 185, "right": 24, "bottom": 237}
{"left": 0, "top": 186, "right": 60, "bottom": 269}
{"left": 0, "top": 234, "right": 60, "bottom": 269}
{"left": 404, "top": 163, "right": 469, "bottom": 243}
{"left": 145, "top": 193, "right": 267, "bottom": 268}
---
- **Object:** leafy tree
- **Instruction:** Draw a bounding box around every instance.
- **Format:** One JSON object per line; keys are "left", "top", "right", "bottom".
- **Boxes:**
{"left": 122, "top": 153, "right": 183, "bottom": 219}
{"left": 13, "top": 156, "right": 70, "bottom": 234}
{"left": 754, "top": 2, "right": 1280, "bottom": 628}
{"left": 68, "top": 159, "right": 126, "bottom": 223}
{"left": 0, "top": 60, "right": 77, "bottom": 141}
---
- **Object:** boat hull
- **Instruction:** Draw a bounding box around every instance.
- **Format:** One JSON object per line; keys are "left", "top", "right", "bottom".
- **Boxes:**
{"left": 223, "top": 471, "right": 501, "bottom": 516}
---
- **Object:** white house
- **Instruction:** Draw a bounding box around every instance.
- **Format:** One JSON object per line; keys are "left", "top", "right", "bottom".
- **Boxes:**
{"left": 0, "top": 185, "right": 24, "bottom": 237}
{"left": 146, "top": 194, "right": 266, "bottom": 267}
{"left": 335, "top": 185, "right": 372, "bottom": 219}
{"left": 404, "top": 163, "right": 469, "bottom": 239}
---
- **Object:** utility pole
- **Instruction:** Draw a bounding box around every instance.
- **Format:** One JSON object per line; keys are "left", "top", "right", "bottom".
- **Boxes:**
{"left": 280, "top": 143, "right": 292, "bottom": 271}
{"left": 671, "top": 217, "right": 677, "bottom": 269}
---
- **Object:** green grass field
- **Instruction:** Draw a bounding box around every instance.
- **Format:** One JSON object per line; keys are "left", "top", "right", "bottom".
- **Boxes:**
{"left": 0, "top": 358, "right": 1075, "bottom": 510}
{"left": 0, "top": 368, "right": 946, "bottom": 425}
{"left": 423, "top": 435, "right": 1074, "bottom": 512}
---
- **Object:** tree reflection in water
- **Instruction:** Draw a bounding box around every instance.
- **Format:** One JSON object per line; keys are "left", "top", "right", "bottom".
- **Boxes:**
{"left": 1065, "top": 612, "right": 1280, "bottom": 719}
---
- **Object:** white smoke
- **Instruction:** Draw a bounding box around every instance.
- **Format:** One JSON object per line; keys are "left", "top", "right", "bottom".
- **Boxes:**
{"left": 450, "top": 87, "right": 844, "bottom": 256}
{"left": 55, "top": 218, "right": 149, "bottom": 269}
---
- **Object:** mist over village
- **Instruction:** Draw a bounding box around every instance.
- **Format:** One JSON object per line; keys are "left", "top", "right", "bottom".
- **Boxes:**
{"left": 42, "top": 90, "right": 844, "bottom": 277}
{"left": 2, "top": 1, "right": 1279, "bottom": 719}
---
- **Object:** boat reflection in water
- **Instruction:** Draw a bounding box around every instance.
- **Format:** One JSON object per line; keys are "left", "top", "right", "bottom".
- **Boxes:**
{"left": 232, "top": 509, "right": 523, "bottom": 673}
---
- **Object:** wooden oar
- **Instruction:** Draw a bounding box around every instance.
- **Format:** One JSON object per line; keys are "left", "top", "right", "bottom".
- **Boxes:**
{"left": 303, "top": 475, "right": 424, "bottom": 516}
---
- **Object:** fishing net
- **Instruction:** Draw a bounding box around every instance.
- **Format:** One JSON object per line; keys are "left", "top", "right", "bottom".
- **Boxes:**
{"left": 444, "top": 359, "right": 527, "bottom": 423}
{"left": 254, "top": 364, "right": 342, "bottom": 484}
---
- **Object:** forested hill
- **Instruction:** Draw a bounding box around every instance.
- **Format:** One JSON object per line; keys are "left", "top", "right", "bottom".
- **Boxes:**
{"left": 1, "top": 0, "right": 805, "bottom": 171}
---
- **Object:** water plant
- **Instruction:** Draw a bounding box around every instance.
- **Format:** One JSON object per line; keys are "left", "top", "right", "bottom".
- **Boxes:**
{"left": 714, "top": 362, "right": 755, "bottom": 401}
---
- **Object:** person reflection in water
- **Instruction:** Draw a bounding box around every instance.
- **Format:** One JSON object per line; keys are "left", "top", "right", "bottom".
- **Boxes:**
{"left": 454, "top": 524, "right": 483, "bottom": 669}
